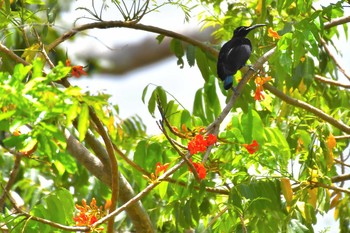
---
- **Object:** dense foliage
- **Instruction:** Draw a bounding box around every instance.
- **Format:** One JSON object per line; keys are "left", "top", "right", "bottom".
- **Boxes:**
{"left": 0, "top": 0, "right": 350, "bottom": 232}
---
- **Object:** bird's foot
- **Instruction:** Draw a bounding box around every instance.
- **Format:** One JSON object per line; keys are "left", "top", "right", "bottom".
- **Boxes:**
{"left": 231, "top": 86, "right": 239, "bottom": 96}
{"left": 247, "top": 64, "right": 256, "bottom": 72}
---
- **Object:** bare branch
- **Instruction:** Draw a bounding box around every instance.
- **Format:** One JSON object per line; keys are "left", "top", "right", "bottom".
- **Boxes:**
{"left": 334, "top": 135, "right": 350, "bottom": 140}
{"left": 47, "top": 21, "right": 217, "bottom": 57}
{"left": 87, "top": 107, "right": 119, "bottom": 233}
{"left": 331, "top": 173, "right": 350, "bottom": 183}
{"left": 82, "top": 27, "right": 216, "bottom": 74}
{"left": 0, "top": 43, "right": 29, "bottom": 65}
{"left": 324, "top": 15, "right": 350, "bottom": 29}
{"left": 315, "top": 74, "right": 350, "bottom": 88}
{"left": 311, "top": 181, "right": 350, "bottom": 195}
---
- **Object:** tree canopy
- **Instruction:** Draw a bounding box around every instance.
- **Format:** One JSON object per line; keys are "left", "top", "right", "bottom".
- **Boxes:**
{"left": 0, "top": 0, "right": 350, "bottom": 232}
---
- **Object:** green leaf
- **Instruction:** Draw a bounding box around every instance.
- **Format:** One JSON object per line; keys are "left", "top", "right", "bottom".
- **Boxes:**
{"left": 199, "top": 197, "right": 212, "bottom": 216}
{"left": 193, "top": 88, "right": 206, "bottom": 124}
{"left": 155, "top": 86, "right": 167, "bottom": 110}
{"left": 186, "top": 45, "right": 196, "bottom": 67}
{"left": 0, "top": 110, "right": 15, "bottom": 121}
{"left": 65, "top": 100, "right": 79, "bottom": 127}
{"left": 157, "top": 181, "right": 168, "bottom": 199}
{"left": 195, "top": 49, "right": 210, "bottom": 81}
{"left": 170, "top": 39, "right": 184, "bottom": 68}
{"left": 23, "top": 77, "right": 46, "bottom": 93}
{"left": 134, "top": 140, "right": 148, "bottom": 169}
{"left": 78, "top": 103, "right": 89, "bottom": 141}
{"left": 156, "top": 34, "right": 165, "bottom": 44}
{"left": 240, "top": 107, "right": 265, "bottom": 144}
{"left": 32, "top": 59, "right": 44, "bottom": 78}
{"left": 265, "top": 127, "right": 291, "bottom": 165}
{"left": 54, "top": 160, "right": 65, "bottom": 176}
{"left": 288, "top": 219, "right": 310, "bottom": 233}
{"left": 47, "top": 62, "right": 71, "bottom": 81}
{"left": 148, "top": 89, "right": 157, "bottom": 117}
{"left": 141, "top": 84, "right": 149, "bottom": 104}
{"left": 13, "top": 63, "right": 32, "bottom": 82}
{"left": 204, "top": 76, "right": 221, "bottom": 118}
{"left": 25, "top": 0, "right": 45, "bottom": 5}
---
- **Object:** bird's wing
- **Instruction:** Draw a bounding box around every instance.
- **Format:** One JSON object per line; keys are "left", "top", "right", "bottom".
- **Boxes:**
{"left": 225, "top": 41, "right": 252, "bottom": 73}
{"left": 217, "top": 41, "right": 233, "bottom": 80}
{"left": 217, "top": 39, "right": 252, "bottom": 80}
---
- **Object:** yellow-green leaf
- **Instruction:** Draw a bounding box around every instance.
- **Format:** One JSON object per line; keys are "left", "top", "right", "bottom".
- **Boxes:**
{"left": 78, "top": 103, "right": 89, "bottom": 141}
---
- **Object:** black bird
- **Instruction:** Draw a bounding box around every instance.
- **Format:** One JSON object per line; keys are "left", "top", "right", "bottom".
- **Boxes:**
{"left": 217, "top": 24, "right": 266, "bottom": 90}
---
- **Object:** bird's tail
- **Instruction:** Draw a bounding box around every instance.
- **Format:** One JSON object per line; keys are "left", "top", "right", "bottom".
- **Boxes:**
{"left": 224, "top": 76, "right": 233, "bottom": 90}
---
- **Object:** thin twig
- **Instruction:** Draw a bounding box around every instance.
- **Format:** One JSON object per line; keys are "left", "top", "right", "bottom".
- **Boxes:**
{"left": 310, "top": 181, "right": 350, "bottom": 195}
{"left": 0, "top": 154, "right": 22, "bottom": 211}
{"left": 315, "top": 74, "right": 350, "bottom": 88}
{"left": 334, "top": 135, "right": 350, "bottom": 140}
{"left": 156, "top": 120, "right": 201, "bottom": 182}
{"left": 33, "top": 28, "right": 56, "bottom": 69}
{"left": 88, "top": 107, "right": 119, "bottom": 233}
{"left": 320, "top": 37, "right": 350, "bottom": 81}
{"left": 206, "top": 206, "right": 228, "bottom": 230}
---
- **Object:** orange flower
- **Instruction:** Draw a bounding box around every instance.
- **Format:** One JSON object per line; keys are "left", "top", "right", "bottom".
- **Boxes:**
{"left": 66, "top": 59, "right": 87, "bottom": 78}
{"left": 254, "top": 76, "right": 272, "bottom": 101}
{"left": 206, "top": 134, "right": 217, "bottom": 146}
{"left": 243, "top": 140, "right": 259, "bottom": 154}
{"left": 327, "top": 133, "right": 336, "bottom": 150}
{"left": 155, "top": 162, "right": 169, "bottom": 176}
{"left": 188, "top": 134, "right": 208, "bottom": 155}
{"left": 189, "top": 160, "right": 206, "bottom": 179}
{"left": 254, "top": 87, "right": 265, "bottom": 101}
{"left": 268, "top": 27, "right": 281, "bottom": 40}
{"left": 187, "top": 134, "right": 217, "bottom": 155}
{"left": 73, "top": 198, "right": 105, "bottom": 230}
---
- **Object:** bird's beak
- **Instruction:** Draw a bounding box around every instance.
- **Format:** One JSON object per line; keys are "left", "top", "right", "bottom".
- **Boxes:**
{"left": 247, "top": 24, "right": 266, "bottom": 31}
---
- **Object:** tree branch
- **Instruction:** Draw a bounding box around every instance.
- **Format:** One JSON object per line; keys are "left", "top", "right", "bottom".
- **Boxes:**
{"left": 311, "top": 181, "right": 350, "bottom": 195}
{"left": 315, "top": 74, "right": 350, "bottom": 88}
{"left": 324, "top": 15, "right": 350, "bottom": 29}
{"left": 47, "top": 21, "right": 217, "bottom": 57}
{"left": 0, "top": 154, "right": 22, "bottom": 211}
{"left": 331, "top": 173, "right": 350, "bottom": 183}
{"left": 0, "top": 43, "right": 29, "bottom": 65}
{"left": 88, "top": 108, "right": 119, "bottom": 233}
{"left": 65, "top": 130, "right": 154, "bottom": 232}
{"left": 82, "top": 27, "right": 216, "bottom": 74}
{"left": 264, "top": 83, "right": 350, "bottom": 134}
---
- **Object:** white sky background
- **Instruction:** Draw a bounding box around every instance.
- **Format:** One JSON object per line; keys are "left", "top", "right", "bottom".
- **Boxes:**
{"left": 59, "top": 0, "right": 349, "bottom": 232}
